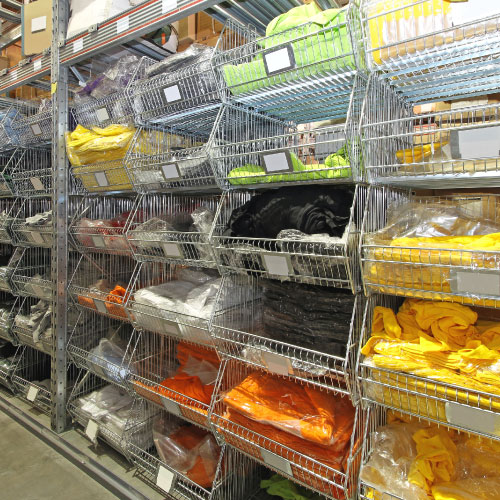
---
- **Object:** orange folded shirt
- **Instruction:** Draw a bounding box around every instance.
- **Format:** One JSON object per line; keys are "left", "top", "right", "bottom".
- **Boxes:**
{"left": 158, "top": 372, "right": 214, "bottom": 407}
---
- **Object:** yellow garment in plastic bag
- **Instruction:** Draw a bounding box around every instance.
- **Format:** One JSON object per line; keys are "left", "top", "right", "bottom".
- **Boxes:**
{"left": 431, "top": 478, "right": 500, "bottom": 500}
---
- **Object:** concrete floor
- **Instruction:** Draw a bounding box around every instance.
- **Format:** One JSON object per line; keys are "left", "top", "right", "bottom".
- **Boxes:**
{"left": 0, "top": 408, "right": 118, "bottom": 500}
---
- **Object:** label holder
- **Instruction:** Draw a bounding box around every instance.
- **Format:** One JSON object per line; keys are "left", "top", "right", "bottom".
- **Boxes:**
{"left": 85, "top": 420, "right": 99, "bottom": 442}
{"left": 260, "top": 149, "right": 294, "bottom": 174}
{"left": 92, "top": 235, "right": 106, "bottom": 249}
{"left": 160, "top": 163, "right": 182, "bottom": 182}
{"left": 94, "top": 299, "right": 108, "bottom": 315}
{"left": 262, "top": 253, "right": 294, "bottom": 277}
{"left": 162, "top": 242, "right": 183, "bottom": 259}
{"left": 94, "top": 172, "right": 109, "bottom": 187}
{"left": 263, "top": 44, "right": 296, "bottom": 77}
{"left": 156, "top": 465, "right": 176, "bottom": 493}
{"left": 160, "top": 84, "right": 183, "bottom": 104}
{"left": 446, "top": 401, "right": 500, "bottom": 437}
{"left": 160, "top": 395, "right": 182, "bottom": 416}
{"left": 26, "top": 385, "right": 39, "bottom": 402}
{"left": 95, "top": 107, "right": 110, "bottom": 124}
{"left": 30, "top": 176, "right": 44, "bottom": 190}
{"left": 449, "top": 269, "right": 500, "bottom": 296}
{"left": 31, "top": 124, "right": 43, "bottom": 137}
{"left": 261, "top": 351, "right": 292, "bottom": 377}
{"left": 260, "top": 449, "right": 293, "bottom": 476}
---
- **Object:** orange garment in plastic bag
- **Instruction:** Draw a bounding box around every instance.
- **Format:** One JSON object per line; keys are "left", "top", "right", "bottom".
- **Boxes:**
{"left": 106, "top": 285, "right": 129, "bottom": 318}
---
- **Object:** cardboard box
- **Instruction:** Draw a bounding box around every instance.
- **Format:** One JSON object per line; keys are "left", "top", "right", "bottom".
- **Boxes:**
{"left": 22, "top": 0, "right": 52, "bottom": 56}
{"left": 0, "top": 56, "right": 8, "bottom": 71}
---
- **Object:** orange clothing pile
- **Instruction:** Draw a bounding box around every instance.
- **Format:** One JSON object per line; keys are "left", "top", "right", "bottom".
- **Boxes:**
{"left": 106, "top": 285, "right": 129, "bottom": 318}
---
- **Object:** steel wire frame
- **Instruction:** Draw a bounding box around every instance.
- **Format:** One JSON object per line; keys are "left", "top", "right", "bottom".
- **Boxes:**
{"left": 11, "top": 99, "right": 52, "bottom": 146}
{"left": 10, "top": 145, "right": 53, "bottom": 197}
{"left": 0, "top": 293, "right": 20, "bottom": 345}
{"left": 0, "top": 149, "right": 25, "bottom": 197}
{"left": 211, "top": 1, "right": 365, "bottom": 122}
{"left": 0, "top": 197, "right": 21, "bottom": 244}
{"left": 124, "top": 107, "right": 222, "bottom": 193}
{"left": 11, "top": 345, "right": 52, "bottom": 414}
{"left": 11, "top": 197, "right": 53, "bottom": 248}
{"left": 126, "top": 401, "right": 261, "bottom": 500}
{"left": 359, "top": 0, "right": 500, "bottom": 101}
{"left": 210, "top": 273, "right": 364, "bottom": 401}
{"left": 356, "top": 293, "right": 500, "bottom": 441}
{"left": 0, "top": 342, "right": 21, "bottom": 392}
{"left": 209, "top": 359, "right": 365, "bottom": 500}
{"left": 210, "top": 184, "right": 367, "bottom": 290}
{"left": 68, "top": 253, "right": 138, "bottom": 322}
{"left": 0, "top": 103, "right": 29, "bottom": 152}
{"left": 67, "top": 369, "right": 149, "bottom": 458}
{"left": 128, "top": 331, "right": 220, "bottom": 429}
{"left": 0, "top": 246, "right": 23, "bottom": 294}
{"left": 126, "top": 193, "right": 221, "bottom": 269}
{"left": 360, "top": 186, "right": 500, "bottom": 307}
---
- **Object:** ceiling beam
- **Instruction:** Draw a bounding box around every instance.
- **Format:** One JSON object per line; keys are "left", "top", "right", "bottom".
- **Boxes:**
{"left": 0, "top": 6, "right": 20, "bottom": 23}
{"left": 0, "top": 24, "right": 20, "bottom": 50}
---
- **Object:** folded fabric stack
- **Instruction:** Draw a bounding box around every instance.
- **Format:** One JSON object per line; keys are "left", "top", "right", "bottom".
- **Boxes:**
{"left": 220, "top": 371, "right": 356, "bottom": 496}
{"left": 77, "top": 279, "right": 130, "bottom": 319}
{"left": 361, "top": 413, "right": 500, "bottom": 500}
{"left": 153, "top": 417, "right": 221, "bottom": 488}
{"left": 13, "top": 299, "right": 53, "bottom": 347}
{"left": 361, "top": 298, "right": 500, "bottom": 417}
{"left": 222, "top": 3, "right": 354, "bottom": 96}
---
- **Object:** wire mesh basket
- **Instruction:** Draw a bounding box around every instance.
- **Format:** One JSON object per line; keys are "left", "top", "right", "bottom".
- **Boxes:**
{"left": 11, "top": 346, "right": 52, "bottom": 414}
{"left": 0, "top": 294, "right": 19, "bottom": 344}
{"left": 360, "top": 75, "right": 500, "bottom": 187}
{"left": 67, "top": 311, "right": 138, "bottom": 389}
{"left": 124, "top": 108, "right": 221, "bottom": 193}
{"left": 212, "top": 104, "right": 359, "bottom": 190}
{"left": 10, "top": 146, "right": 52, "bottom": 197}
{"left": 0, "top": 197, "right": 21, "bottom": 244}
{"left": 0, "top": 341, "right": 19, "bottom": 392}
{"left": 0, "top": 103, "right": 29, "bottom": 152}
{"left": 210, "top": 184, "right": 366, "bottom": 290}
{"left": 68, "top": 253, "right": 137, "bottom": 322}
{"left": 0, "top": 246, "right": 23, "bottom": 294}
{"left": 360, "top": 0, "right": 500, "bottom": 101}
{"left": 70, "top": 195, "right": 138, "bottom": 256}
{"left": 129, "top": 331, "right": 220, "bottom": 429}
{"left": 10, "top": 248, "right": 54, "bottom": 300}
{"left": 126, "top": 402, "right": 261, "bottom": 500}
{"left": 11, "top": 198, "right": 52, "bottom": 248}
{"left": 212, "top": 1, "right": 365, "bottom": 122}
{"left": 210, "top": 359, "right": 364, "bottom": 500}
{"left": 11, "top": 99, "right": 52, "bottom": 146}
{"left": 126, "top": 193, "right": 220, "bottom": 269}
{"left": 211, "top": 274, "right": 363, "bottom": 399}
{"left": 0, "top": 148, "right": 25, "bottom": 197}
{"left": 361, "top": 187, "right": 500, "bottom": 308}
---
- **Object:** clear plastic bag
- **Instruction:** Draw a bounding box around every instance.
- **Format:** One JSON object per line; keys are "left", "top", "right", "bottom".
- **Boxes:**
{"left": 87, "top": 337, "right": 134, "bottom": 384}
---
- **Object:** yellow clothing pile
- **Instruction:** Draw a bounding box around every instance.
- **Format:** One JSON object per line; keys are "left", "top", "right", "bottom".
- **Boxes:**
{"left": 361, "top": 299, "right": 500, "bottom": 418}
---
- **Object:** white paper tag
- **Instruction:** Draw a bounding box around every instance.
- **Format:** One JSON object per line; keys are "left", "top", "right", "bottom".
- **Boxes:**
{"left": 26, "top": 385, "right": 39, "bottom": 402}
{"left": 92, "top": 235, "right": 106, "bottom": 248}
{"left": 261, "top": 449, "right": 293, "bottom": 476}
{"left": 31, "top": 124, "right": 43, "bottom": 137}
{"left": 451, "top": 0, "right": 499, "bottom": 26}
{"left": 261, "top": 351, "right": 292, "bottom": 377}
{"left": 451, "top": 270, "right": 500, "bottom": 296}
{"left": 73, "top": 38, "right": 83, "bottom": 53}
{"left": 262, "top": 152, "right": 292, "bottom": 173}
{"left": 162, "top": 85, "right": 182, "bottom": 103}
{"left": 162, "top": 0, "right": 177, "bottom": 13}
{"left": 94, "top": 299, "right": 108, "bottom": 315}
{"left": 262, "top": 254, "right": 292, "bottom": 277}
{"left": 31, "top": 16, "right": 47, "bottom": 33}
{"left": 85, "top": 420, "right": 99, "bottom": 442}
{"left": 446, "top": 402, "right": 500, "bottom": 437}
{"left": 161, "top": 395, "right": 182, "bottom": 416}
{"left": 33, "top": 59, "right": 42, "bottom": 71}
{"left": 116, "top": 16, "right": 129, "bottom": 34}
{"left": 264, "top": 46, "right": 294, "bottom": 75}
{"left": 162, "top": 242, "right": 182, "bottom": 258}
{"left": 95, "top": 107, "right": 110, "bottom": 123}
{"left": 160, "top": 163, "right": 181, "bottom": 181}
{"left": 31, "top": 231, "right": 45, "bottom": 245}
{"left": 30, "top": 176, "right": 44, "bottom": 190}
{"left": 94, "top": 172, "right": 109, "bottom": 187}
{"left": 156, "top": 465, "right": 175, "bottom": 493}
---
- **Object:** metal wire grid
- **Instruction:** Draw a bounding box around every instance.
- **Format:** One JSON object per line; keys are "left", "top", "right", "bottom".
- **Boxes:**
{"left": 0, "top": 197, "right": 21, "bottom": 244}
{"left": 129, "top": 331, "right": 219, "bottom": 429}
{"left": 0, "top": 342, "right": 19, "bottom": 392}
{"left": 124, "top": 108, "right": 221, "bottom": 193}
{"left": 211, "top": 105, "right": 357, "bottom": 190}
{"left": 0, "top": 247, "right": 23, "bottom": 294}
{"left": 70, "top": 195, "right": 138, "bottom": 256}
{"left": 210, "top": 184, "right": 366, "bottom": 290}
{"left": 360, "top": 186, "right": 500, "bottom": 307}
{"left": 0, "top": 104, "right": 29, "bottom": 152}
{"left": 68, "top": 253, "right": 138, "bottom": 322}
{"left": 126, "top": 403, "right": 261, "bottom": 500}
{"left": 10, "top": 146, "right": 53, "bottom": 197}
{"left": 210, "top": 274, "right": 363, "bottom": 399}
{"left": 67, "top": 311, "right": 138, "bottom": 389}
{"left": 73, "top": 57, "right": 155, "bottom": 128}
{"left": 360, "top": 0, "right": 500, "bottom": 101}
{"left": 360, "top": 75, "right": 500, "bottom": 187}
{"left": 0, "top": 294, "right": 20, "bottom": 345}
{"left": 126, "top": 193, "right": 220, "bottom": 269}
{"left": 211, "top": 2, "right": 365, "bottom": 122}
{"left": 209, "top": 359, "right": 365, "bottom": 500}
{"left": 0, "top": 149, "right": 24, "bottom": 197}
{"left": 357, "top": 293, "right": 500, "bottom": 441}
{"left": 10, "top": 248, "right": 54, "bottom": 300}
{"left": 11, "top": 346, "right": 52, "bottom": 414}
{"left": 10, "top": 99, "right": 52, "bottom": 146}
{"left": 11, "top": 198, "right": 53, "bottom": 248}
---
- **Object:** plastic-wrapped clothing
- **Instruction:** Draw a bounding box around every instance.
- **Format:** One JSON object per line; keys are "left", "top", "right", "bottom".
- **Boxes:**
{"left": 225, "top": 186, "right": 353, "bottom": 239}
{"left": 76, "top": 384, "right": 133, "bottom": 421}
{"left": 431, "top": 478, "right": 500, "bottom": 500}
{"left": 26, "top": 210, "right": 52, "bottom": 226}
{"left": 87, "top": 338, "right": 136, "bottom": 384}
{"left": 106, "top": 285, "right": 129, "bottom": 318}
{"left": 260, "top": 474, "right": 323, "bottom": 500}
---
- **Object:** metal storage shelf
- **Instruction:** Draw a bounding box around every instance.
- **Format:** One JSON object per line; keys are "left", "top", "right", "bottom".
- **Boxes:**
{"left": 126, "top": 193, "right": 220, "bottom": 269}
{"left": 0, "top": 342, "right": 19, "bottom": 392}
{"left": 0, "top": 294, "right": 19, "bottom": 345}
{"left": 11, "top": 198, "right": 52, "bottom": 248}
{"left": 212, "top": 2, "right": 365, "bottom": 123}
{"left": 10, "top": 146, "right": 52, "bottom": 197}
{"left": 10, "top": 248, "right": 53, "bottom": 300}
{"left": 210, "top": 185, "right": 365, "bottom": 290}
{"left": 0, "top": 55, "right": 50, "bottom": 95}
{"left": 0, "top": 149, "right": 24, "bottom": 197}
{"left": 0, "top": 247, "right": 23, "bottom": 294}
{"left": 0, "top": 198, "right": 20, "bottom": 244}
{"left": 361, "top": 187, "right": 500, "bottom": 308}
{"left": 0, "top": 103, "right": 30, "bottom": 152}
{"left": 211, "top": 274, "right": 363, "bottom": 398}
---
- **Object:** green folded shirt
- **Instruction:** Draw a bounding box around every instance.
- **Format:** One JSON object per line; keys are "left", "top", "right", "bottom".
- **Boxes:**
{"left": 260, "top": 474, "right": 323, "bottom": 500}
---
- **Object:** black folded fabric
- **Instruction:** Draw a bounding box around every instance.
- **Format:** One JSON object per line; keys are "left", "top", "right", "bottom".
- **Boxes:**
{"left": 225, "top": 185, "right": 353, "bottom": 239}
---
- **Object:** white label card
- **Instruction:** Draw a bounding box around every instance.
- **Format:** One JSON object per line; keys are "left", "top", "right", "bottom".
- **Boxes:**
{"left": 451, "top": 270, "right": 500, "bottom": 296}
{"left": 92, "top": 235, "right": 106, "bottom": 248}
{"left": 451, "top": 0, "right": 499, "bottom": 26}
{"left": 30, "top": 177, "right": 44, "bottom": 190}
{"left": 454, "top": 126, "right": 500, "bottom": 159}
{"left": 264, "top": 46, "right": 295, "bottom": 75}
{"left": 162, "top": 85, "right": 182, "bottom": 103}
{"left": 261, "top": 351, "right": 292, "bottom": 377}
{"left": 34, "top": 59, "right": 42, "bottom": 71}
{"left": 31, "top": 16, "right": 47, "bottom": 33}
{"left": 73, "top": 38, "right": 83, "bottom": 53}
{"left": 162, "top": 242, "right": 183, "bottom": 258}
{"left": 260, "top": 449, "right": 293, "bottom": 476}
{"left": 26, "top": 385, "right": 39, "bottom": 402}
{"left": 31, "top": 124, "right": 43, "bottom": 137}
{"left": 446, "top": 402, "right": 500, "bottom": 437}
{"left": 156, "top": 466, "right": 175, "bottom": 493}
{"left": 94, "top": 172, "right": 109, "bottom": 187}
{"left": 31, "top": 231, "right": 45, "bottom": 245}
{"left": 262, "top": 254, "right": 293, "bottom": 277}
{"left": 116, "top": 16, "right": 129, "bottom": 34}
{"left": 94, "top": 299, "right": 108, "bottom": 315}
{"left": 161, "top": 395, "right": 182, "bottom": 416}
{"left": 160, "top": 163, "right": 181, "bottom": 181}
{"left": 95, "top": 107, "right": 110, "bottom": 123}
{"left": 262, "top": 151, "right": 293, "bottom": 173}
{"left": 85, "top": 420, "right": 99, "bottom": 442}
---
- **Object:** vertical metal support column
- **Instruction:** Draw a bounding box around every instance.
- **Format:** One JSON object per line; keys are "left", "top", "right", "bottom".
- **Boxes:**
{"left": 51, "top": 0, "right": 69, "bottom": 433}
